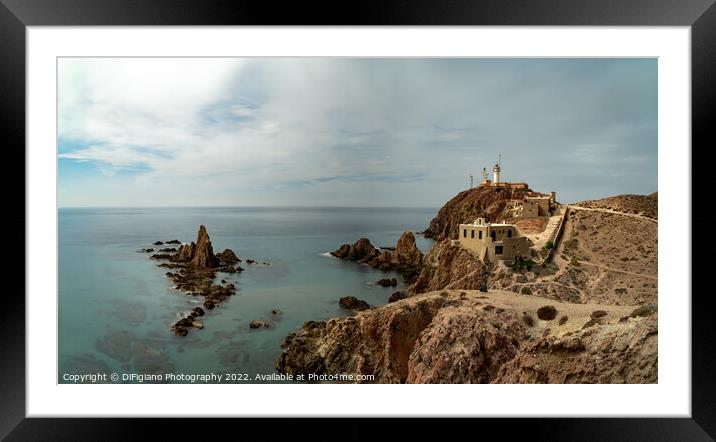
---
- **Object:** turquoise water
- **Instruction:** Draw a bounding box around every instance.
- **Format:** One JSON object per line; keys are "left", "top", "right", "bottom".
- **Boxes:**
{"left": 58, "top": 207, "right": 435, "bottom": 383}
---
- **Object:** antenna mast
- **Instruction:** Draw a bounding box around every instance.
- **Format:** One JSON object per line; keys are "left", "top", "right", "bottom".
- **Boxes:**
{"left": 469, "top": 174, "right": 474, "bottom": 189}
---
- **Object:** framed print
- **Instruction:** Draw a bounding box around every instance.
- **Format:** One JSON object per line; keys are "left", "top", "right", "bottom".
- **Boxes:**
{"left": 3, "top": 0, "right": 712, "bottom": 439}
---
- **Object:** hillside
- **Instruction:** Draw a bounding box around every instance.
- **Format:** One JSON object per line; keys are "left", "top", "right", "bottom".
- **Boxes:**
{"left": 420, "top": 189, "right": 658, "bottom": 305}
{"left": 276, "top": 289, "right": 657, "bottom": 383}
{"left": 275, "top": 188, "right": 659, "bottom": 383}
{"left": 572, "top": 193, "right": 658, "bottom": 220}
{"left": 423, "top": 186, "right": 532, "bottom": 240}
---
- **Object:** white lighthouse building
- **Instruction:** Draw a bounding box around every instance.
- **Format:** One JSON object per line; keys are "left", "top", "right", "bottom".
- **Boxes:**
{"left": 493, "top": 163, "right": 501, "bottom": 184}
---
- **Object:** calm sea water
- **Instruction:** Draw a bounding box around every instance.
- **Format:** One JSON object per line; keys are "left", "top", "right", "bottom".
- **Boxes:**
{"left": 59, "top": 207, "right": 435, "bottom": 383}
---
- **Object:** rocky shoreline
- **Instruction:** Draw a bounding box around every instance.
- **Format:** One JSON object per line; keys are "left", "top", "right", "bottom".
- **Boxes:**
{"left": 274, "top": 188, "right": 659, "bottom": 383}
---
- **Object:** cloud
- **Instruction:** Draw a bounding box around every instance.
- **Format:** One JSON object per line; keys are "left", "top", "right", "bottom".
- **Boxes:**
{"left": 58, "top": 58, "right": 657, "bottom": 207}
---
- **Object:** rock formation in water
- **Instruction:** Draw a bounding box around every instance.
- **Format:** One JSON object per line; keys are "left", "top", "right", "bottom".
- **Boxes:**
{"left": 145, "top": 225, "right": 243, "bottom": 336}
{"left": 339, "top": 296, "right": 370, "bottom": 312}
{"left": 191, "top": 225, "right": 220, "bottom": 268}
{"left": 331, "top": 231, "right": 423, "bottom": 274}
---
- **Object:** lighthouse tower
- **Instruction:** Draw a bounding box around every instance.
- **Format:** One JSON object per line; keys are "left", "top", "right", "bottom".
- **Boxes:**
{"left": 493, "top": 162, "right": 501, "bottom": 184}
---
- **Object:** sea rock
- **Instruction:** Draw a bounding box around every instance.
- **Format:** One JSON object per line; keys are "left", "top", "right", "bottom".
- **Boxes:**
{"left": 153, "top": 241, "right": 164, "bottom": 245}
{"left": 332, "top": 238, "right": 376, "bottom": 261}
{"left": 216, "top": 248, "right": 240, "bottom": 264}
{"left": 271, "top": 309, "right": 283, "bottom": 319}
{"left": 376, "top": 278, "right": 398, "bottom": 287}
{"left": 191, "top": 225, "right": 219, "bottom": 268}
{"left": 146, "top": 225, "right": 237, "bottom": 335}
{"left": 166, "top": 239, "right": 181, "bottom": 244}
{"left": 249, "top": 320, "right": 273, "bottom": 329}
{"left": 339, "top": 296, "right": 370, "bottom": 311}
{"left": 173, "top": 327, "right": 188, "bottom": 337}
{"left": 175, "top": 242, "right": 196, "bottom": 262}
{"left": 392, "top": 231, "right": 423, "bottom": 269}
{"left": 332, "top": 232, "right": 423, "bottom": 273}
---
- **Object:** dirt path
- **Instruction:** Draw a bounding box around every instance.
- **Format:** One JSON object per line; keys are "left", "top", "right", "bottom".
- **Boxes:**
{"left": 577, "top": 260, "right": 658, "bottom": 280}
{"left": 567, "top": 205, "right": 658, "bottom": 223}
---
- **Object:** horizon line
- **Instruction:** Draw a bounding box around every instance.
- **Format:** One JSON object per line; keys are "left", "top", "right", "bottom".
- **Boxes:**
{"left": 57, "top": 205, "right": 441, "bottom": 210}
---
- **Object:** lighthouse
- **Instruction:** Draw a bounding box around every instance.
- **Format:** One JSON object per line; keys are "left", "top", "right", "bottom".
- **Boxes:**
{"left": 493, "top": 162, "right": 501, "bottom": 184}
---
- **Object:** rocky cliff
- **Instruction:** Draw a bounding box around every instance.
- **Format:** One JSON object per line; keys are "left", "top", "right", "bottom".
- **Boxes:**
{"left": 276, "top": 290, "right": 657, "bottom": 383}
{"left": 491, "top": 313, "right": 658, "bottom": 383}
{"left": 423, "top": 186, "right": 531, "bottom": 240}
{"left": 408, "top": 239, "right": 490, "bottom": 295}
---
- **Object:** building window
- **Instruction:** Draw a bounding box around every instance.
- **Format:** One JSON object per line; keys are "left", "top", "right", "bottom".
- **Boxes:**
{"left": 471, "top": 230, "right": 474, "bottom": 238}
{"left": 491, "top": 231, "right": 496, "bottom": 241}
{"left": 508, "top": 230, "right": 512, "bottom": 238}
{"left": 495, "top": 245, "right": 504, "bottom": 255}
{"left": 463, "top": 229, "right": 467, "bottom": 238}
{"left": 479, "top": 231, "right": 482, "bottom": 239}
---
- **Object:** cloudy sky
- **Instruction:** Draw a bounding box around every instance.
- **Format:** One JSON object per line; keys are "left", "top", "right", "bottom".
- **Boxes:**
{"left": 58, "top": 58, "right": 657, "bottom": 208}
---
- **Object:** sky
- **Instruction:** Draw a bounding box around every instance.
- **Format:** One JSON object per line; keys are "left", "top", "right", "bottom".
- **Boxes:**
{"left": 58, "top": 58, "right": 657, "bottom": 208}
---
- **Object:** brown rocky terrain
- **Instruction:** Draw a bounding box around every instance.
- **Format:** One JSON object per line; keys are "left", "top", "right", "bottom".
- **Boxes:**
{"left": 492, "top": 313, "right": 657, "bottom": 383}
{"left": 331, "top": 231, "right": 423, "bottom": 274}
{"left": 423, "top": 185, "right": 532, "bottom": 240}
{"left": 573, "top": 192, "right": 658, "bottom": 220}
{"left": 276, "top": 289, "right": 656, "bottom": 383}
{"left": 409, "top": 239, "right": 490, "bottom": 294}
{"left": 492, "top": 205, "right": 658, "bottom": 306}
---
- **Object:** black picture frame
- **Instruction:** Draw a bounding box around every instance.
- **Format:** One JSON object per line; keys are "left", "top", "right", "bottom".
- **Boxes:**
{"left": 2, "top": 0, "right": 709, "bottom": 439}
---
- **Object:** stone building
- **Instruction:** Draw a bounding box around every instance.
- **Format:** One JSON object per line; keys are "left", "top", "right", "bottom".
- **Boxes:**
{"left": 455, "top": 218, "right": 529, "bottom": 264}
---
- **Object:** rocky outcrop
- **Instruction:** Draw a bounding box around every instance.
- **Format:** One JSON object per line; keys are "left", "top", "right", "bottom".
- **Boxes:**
{"left": 388, "top": 231, "right": 424, "bottom": 269}
{"left": 276, "top": 290, "right": 657, "bottom": 384}
{"left": 191, "top": 225, "right": 219, "bottom": 268}
{"left": 388, "top": 291, "right": 408, "bottom": 303}
{"left": 491, "top": 314, "right": 658, "bottom": 384}
{"left": 409, "top": 239, "right": 490, "bottom": 295}
{"left": 339, "top": 296, "right": 370, "bottom": 312}
{"left": 146, "top": 225, "right": 239, "bottom": 336}
{"left": 407, "top": 304, "right": 526, "bottom": 383}
{"left": 276, "top": 293, "right": 448, "bottom": 382}
{"left": 376, "top": 278, "right": 397, "bottom": 287}
{"left": 331, "top": 231, "right": 423, "bottom": 273}
{"left": 216, "top": 249, "right": 240, "bottom": 264}
{"left": 332, "top": 238, "right": 378, "bottom": 261}
{"left": 423, "top": 186, "right": 531, "bottom": 240}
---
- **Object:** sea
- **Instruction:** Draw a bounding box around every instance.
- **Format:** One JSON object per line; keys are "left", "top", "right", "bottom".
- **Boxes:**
{"left": 58, "top": 207, "right": 436, "bottom": 383}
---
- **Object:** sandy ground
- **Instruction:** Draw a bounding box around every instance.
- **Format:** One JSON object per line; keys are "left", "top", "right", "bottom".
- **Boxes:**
{"left": 457, "top": 289, "right": 637, "bottom": 337}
